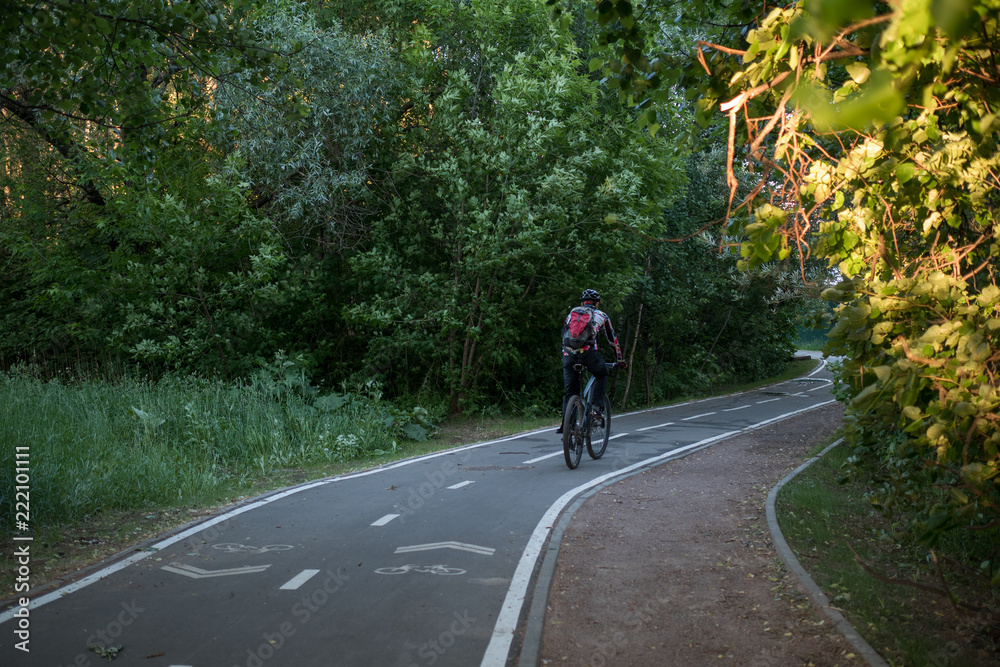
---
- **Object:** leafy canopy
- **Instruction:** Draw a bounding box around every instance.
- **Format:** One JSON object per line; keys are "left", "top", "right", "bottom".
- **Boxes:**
{"left": 567, "top": 0, "right": 1000, "bottom": 545}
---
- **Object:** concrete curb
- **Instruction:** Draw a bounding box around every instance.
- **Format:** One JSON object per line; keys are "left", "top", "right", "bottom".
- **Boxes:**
{"left": 765, "top": 438, "right": 890, "bottom": 667}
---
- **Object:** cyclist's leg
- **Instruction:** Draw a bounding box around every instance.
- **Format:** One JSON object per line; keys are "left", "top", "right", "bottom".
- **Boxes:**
{"left": 559, "top": 353, "right": 581, "bottom": 433}
{"left": 582, "top": 349, "right": 609, "bottom": 408}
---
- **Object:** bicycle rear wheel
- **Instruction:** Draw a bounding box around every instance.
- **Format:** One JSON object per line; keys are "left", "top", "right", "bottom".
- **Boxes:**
{"left": 562, "top": 396, "right": 585, "bottom": 469}
{"left": 587, "top": 394, "right": 611, "bottom": 459}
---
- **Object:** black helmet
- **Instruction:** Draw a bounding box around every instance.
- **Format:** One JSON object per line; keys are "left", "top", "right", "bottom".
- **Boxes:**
{"left": 580, "top": 289, "right": 601, "bottom": 303}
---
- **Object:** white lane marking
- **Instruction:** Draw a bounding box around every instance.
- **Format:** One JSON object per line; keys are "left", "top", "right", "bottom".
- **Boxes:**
{"left": 280, "top": 569, "right": 321, "bottom": 590}
{"left": 371, "top": 513, "right": 400, "bottom": 527}
{"left": 0, "top": 432, "right": 516, "bottom": 622}
{"left": 636, "top": 422, "right": 673, "bottom": 432}
{"left": 608, "top": 433, "right": 628, "bottom": 440}
{"left": 375, "top": 564, "right": 466, "bottom": 576}
{"left": 722, "top": 405, "right": 751, "bottom": 412}
{"left": 0, "top": 370, "right": 835, "bottom": 622}
{"left": 524, "top": 451, "right": 562, "bottom": 464}
{"left": 396, "top": 541, "right": 495, "bottom": 556}
{"left": 808, "top": 382, "right": 833, "bottom": 392}
{"left": 447, "top": 481, "right": 474, "bottom": 490}
{"left": 212, "top": 543, "right": 292, "bottom": 554}
{"left": 682, "top": 411, "right": 717, "bottom": 421}
{"left": 480, "top": 398, "right": 838, "bottom": 667}
{"left": 757, "top": 398, "right": 781, "bottom": 404}
{"left": 161, "top": 563, "right": 272, "bottom": 579}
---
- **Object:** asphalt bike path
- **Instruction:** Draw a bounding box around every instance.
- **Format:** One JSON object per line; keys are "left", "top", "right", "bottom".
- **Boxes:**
{"left": 1, "top": 359, "right": 835, "bottom": 667}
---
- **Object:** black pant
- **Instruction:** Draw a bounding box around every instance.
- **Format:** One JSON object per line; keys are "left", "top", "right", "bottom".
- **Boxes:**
{"left": 562, "top": 349, "right": 609, "bottom": 420}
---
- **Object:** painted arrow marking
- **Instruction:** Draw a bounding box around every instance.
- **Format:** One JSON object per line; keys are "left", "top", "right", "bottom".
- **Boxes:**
{"left": 161, "top": 562, "right": 272, "bottom": 579}
{"left": 394, "top": 541, "right": 495, "bottom": 556}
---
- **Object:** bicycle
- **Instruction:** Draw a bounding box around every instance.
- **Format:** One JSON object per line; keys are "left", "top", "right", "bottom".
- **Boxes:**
{"left": 562, "top": 361, "right": 617, "bottom": 469}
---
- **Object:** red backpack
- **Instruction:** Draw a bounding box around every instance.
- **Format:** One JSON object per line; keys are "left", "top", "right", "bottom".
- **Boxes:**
{"left": 563, "top": 306, "right": 597, "bottom": 349}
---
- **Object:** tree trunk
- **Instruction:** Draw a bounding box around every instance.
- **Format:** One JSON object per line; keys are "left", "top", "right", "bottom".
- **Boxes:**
{"left": 620, "top": 252, "right": 652, "bottom": 411}
{"left": 620, "top": 300, "right": 643, "bottom": 411}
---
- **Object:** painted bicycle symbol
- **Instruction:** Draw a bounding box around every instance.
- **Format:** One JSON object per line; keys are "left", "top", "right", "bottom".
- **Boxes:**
{"left": 374, "top": 564, "right": 466, "bottom": 576}
{"left": 212, "top": 543, "right": 294, "bottom": 555}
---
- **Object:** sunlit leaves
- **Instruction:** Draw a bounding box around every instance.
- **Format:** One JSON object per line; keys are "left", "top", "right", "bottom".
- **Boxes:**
{"left": 0, "top": 0, "right": 271, "bottom": 204}
{"left": 656, "top": 0, "right": 1000, "bottom": 546}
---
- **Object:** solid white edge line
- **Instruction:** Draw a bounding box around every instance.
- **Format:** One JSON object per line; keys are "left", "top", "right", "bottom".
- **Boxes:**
{"left": 279, "top": 569, "right": 321, "bottom": 590}
{"left": 479, "top": 398, "right": 837, "bottom": 667}
{"left": 371, "top": 513, "right": 400, "bottom": 527}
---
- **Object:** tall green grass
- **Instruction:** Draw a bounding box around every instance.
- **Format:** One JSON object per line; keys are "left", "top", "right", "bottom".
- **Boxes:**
{"left": 0, "top": 369, "right": 425, "bottom": 539}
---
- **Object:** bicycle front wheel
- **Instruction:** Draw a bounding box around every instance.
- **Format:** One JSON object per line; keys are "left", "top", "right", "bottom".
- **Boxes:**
{"left": 562, "top": 396, "right": 585, "bottom": 469}
{"left": 587, "top": 394, "right": 611, "bottom": 459}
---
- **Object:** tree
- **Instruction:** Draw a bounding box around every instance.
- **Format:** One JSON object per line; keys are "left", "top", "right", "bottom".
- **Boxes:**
{"left": 214, "top": 7, "right": 401, "bottom": 248}
{"left": 346, "top": 4, "right": 685, "bottom": 413}
{"left": 569, "top": 0, "right": 1000, "bottom": 545}
{"left": 614, "top": 149, "right": 803, "bottom": 407}
{"left": 0, "top": 0, "right": 270, "bottom": 208}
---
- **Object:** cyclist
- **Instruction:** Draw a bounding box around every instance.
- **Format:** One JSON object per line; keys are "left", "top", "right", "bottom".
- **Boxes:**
{"left": 558, "top": 289, "right": 626, "bottom": 433}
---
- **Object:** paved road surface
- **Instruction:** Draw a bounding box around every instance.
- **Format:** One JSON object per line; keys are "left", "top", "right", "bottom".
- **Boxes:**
{"left": 1, "top": 358, "right": 835, "bottom": 667}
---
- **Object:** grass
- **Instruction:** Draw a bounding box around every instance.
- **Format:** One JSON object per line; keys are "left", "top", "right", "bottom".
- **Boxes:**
{"left": 795, "top": 326, "right": 830, "bottom": 352}
{"left": 0, "top": 371, "right": 422, "bottom": 534}
{"left": 777, "top": 443, "right": 999, "bottom": 666}
{"left": 0, "top": 355, "right": 821, "bottom": 601}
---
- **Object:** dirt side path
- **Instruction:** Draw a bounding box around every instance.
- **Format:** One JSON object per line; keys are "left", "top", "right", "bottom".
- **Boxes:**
{"left": 539, "top": 403, "right": 861, "bottom": 667}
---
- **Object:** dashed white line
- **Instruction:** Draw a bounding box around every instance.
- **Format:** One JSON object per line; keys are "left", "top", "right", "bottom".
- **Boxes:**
{"left": 608, "top": 433, "right": 628, "bottom": 440}
{"left": 722, "top": 405, "right": 751, "bottom": 412}
{"left": 756, "top": 398, "right": 781, "bottom": 404}
{"left": 447, "top": 481, "right": 474, "bottom": 490}
{"left": 636, "top": 422, "right": 674, "bottom": 432}
{"left": 524, "top": 452, "right": 562, "bottom": 464}
{"left": 371, "top": 513, "right": 400, "bottom": 527}
{"left": 280, "top": 569, "right": 320, "bottom": 590}
{"left": 682, "top": 411, "right": 717, "bottom": 421}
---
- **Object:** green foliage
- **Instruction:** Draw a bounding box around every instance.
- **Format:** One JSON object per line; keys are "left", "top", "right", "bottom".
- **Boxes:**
{"left": 0, "top": 0, "right": 271, "bottom": 207}
{"left": 347, "top": 12, "right": 685, "bottom": 412}
{"left": 575, "top": 0, "right": 1000, "bottom": 548}
{"left": 1, "top": 1, "right": 811, "bottom": 455}
{"left": 214, "top": 7, "right": 402, "bottom": 245}
{"left": 615, "top": 150, "right": 802, "bottom": 405}
{"left": 781, "top": 441, "right": 999, "bottom": 664}
{"left": 104, "top": 174, "right": 290, "bottom": 376}
{"left": 0, "top": 364, "right": 435, "bottom": 539}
